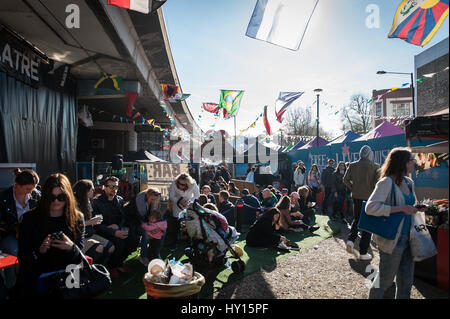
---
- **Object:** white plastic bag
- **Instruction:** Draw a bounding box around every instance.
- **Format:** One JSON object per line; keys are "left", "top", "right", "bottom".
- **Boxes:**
{"left": 409, "top": 212, "right": 438, "bottom": 262}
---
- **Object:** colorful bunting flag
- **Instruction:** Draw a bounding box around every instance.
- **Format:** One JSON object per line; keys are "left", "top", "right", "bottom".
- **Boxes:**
{"left": 132, "top": 112, "right": 141, "bottom": 119}
{"left": 219, "top": 90, "right": 244, "bottom": 116}
{"left": 125, "top": 92, "right": 138, "bottom": 117}
{"left": 202, "top": 103, "right": 221, "bottom": 114}
{"left": 263, "top": 105, "right": 272, "bottom": 136}
{"left": 388, "top": 0, "right": 449, "bottom": 47}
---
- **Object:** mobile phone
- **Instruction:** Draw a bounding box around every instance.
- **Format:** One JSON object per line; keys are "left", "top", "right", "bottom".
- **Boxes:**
{"left": 50, "top": 231, "right": 63, "bottom": 241}
{"left": 414, "top": 204, "right": 427, "bottom": 209}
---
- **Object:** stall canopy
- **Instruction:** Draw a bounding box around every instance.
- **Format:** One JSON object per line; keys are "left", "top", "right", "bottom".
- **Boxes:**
{"left": 299, "top": 136, "right": 329, "bottom": 149}
{"left": 292, "top": 141, "right": 306, "bottom": 150}
{"left": 410, "top": 140, "right": 449, "bottom": 154}
{"left": 327, "top": 131, "right": 360, "bottom": 145}
{"left": 354, "top": 121, "right": 405, "bottom": 141}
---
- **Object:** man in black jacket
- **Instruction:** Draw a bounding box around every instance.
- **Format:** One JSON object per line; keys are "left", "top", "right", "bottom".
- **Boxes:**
{"left": 0, "top": 169, "right": 40, "bottom": 256}
{"left": 92, "top": 176, "right": 139, "bottom": 278}
{"left": 218, "top": 191, "right": 235, "bottom": 226}
{"left": 321, "top": 159, "right": 335, "bottom": 216}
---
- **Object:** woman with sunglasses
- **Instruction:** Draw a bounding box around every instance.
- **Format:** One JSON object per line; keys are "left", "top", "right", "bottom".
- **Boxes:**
{"left": 166, "top": 173, "right": 200, "bottom": 250}
{"left": 15, "top": 174, "right": 85, "bottom": 298}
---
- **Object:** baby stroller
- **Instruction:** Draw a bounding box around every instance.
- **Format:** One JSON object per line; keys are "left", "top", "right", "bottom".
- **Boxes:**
{"left": 180, "top": 202, "right": 246, "bottom": 274}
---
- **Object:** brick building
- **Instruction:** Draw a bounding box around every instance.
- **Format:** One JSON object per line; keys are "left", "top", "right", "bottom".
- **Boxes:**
{"left": 371, "top": 87, "right": 413, "bottom": 128}
{"left": 414, "top": 38, "right": 449, "bottom": 116}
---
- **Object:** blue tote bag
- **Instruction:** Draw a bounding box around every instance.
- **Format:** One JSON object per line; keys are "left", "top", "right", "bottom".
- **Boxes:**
{"left": 358, "top": 178, "right": 405, "bottom": 240}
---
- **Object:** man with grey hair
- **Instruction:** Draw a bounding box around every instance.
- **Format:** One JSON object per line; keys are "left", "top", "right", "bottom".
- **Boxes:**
{"left": 343, "top": 145, "right": 380, "bottom": 260}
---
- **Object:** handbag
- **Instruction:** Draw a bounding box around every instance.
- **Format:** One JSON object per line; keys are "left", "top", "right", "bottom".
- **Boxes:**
{"left": 42, "top": 245, "right": 112, "bottom": 299}
{"left": 409, "top": 211, "right": 438, "bottom": 262}
{"left": 357, "top": 178, "right": 405, "bottom": 240}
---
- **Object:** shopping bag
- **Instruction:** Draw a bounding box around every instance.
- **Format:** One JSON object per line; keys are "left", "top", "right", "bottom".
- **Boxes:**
{"left": 410, "top": 211, "right": 438, "bottom": 262}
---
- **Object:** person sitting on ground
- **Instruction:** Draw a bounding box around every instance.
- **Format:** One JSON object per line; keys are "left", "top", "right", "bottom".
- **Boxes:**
{"left": 268, "top": 186, "right": 282, "bottom": 201}
{"left": 92, "top": 176, "right": 139, "bottom": 278}
{"left": 218, "top": 190, "right": 235, "bottom": 226}
{"left": 240, "top": 189, "right": 262, "bottom": 225}
{"left": 125, "top": 187, "right": 161, "bottom": 266}
{"left": 297, "top": 186, "right": 317, "bottom": 225}
{"left": 276, "top": 196, "right": 319, "bottom": 233}
{"left": 73, "top": 179, "right": 114, "bottom": 265}
{"left": 140, "top": 209, "right": 167, "bottom": 261}
{"left": 197, "top": 194, "right": 209, "bottom": 206}
{"left": 201, "top": 185, "right": 216, "bottom": 204}
{"left": 228, "top": 182, "right": 240, "bottom": 197}
{"left": 15, "top": 174, "right": 85, "bottom": 298}
{"left": 261, "top": 188, "right": 278, "bottom": 211}
{"left": 219, "top": 183, "right": 228, "bottom": 192}
{"left": 245, "top": 208, "right": 296, "bottom": 250}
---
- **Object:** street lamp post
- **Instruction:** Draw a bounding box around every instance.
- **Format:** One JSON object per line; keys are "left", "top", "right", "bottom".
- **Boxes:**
{"left": 376, "top": 70, "right": 415, "bottom": 117}
{"left": 313, "top": 88, "right": 323, "bottom": 147}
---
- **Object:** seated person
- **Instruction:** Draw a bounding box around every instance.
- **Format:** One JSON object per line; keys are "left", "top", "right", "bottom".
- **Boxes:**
{"left": 276, "top": 196, "right": 319, "bottom": 233}
{"left": 197, "top": 194, "right": 209, "bottom": 206}
{"left": 92, "top": 176, "right": 139, "bottom": 278}
{"left": 203, "top": 203, "right": 218, "bottom": 211}
{"left": 217, "top": 191, "right": 235, "bottom": 226}
{"left": 240, "top": 189, "right": 261, "bottom": 225}
{"left": 201, "top": 185, "right": 216, "bottom": 204}
{"left": 245, "top": 208, "right": 296, "bottom": 250}
{"left": 228, "top": 182, "right": 240, "bottom": 197}
{"left": 141, "top": 210, "right": 167, "bottom": 261}
{"left": 297, "top": 186, "right": 317, "bottom": 225}
{"left": 261, "top": 188, "right": 278, "bottom": 211}
{"left": 209, "top": 181, "right": 220, "bottom": 194}
{"left": 268, "top": 186, "right": 282, "bottom": 201}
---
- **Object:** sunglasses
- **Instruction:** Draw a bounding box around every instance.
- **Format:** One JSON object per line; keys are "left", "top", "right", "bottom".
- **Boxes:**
{"left": 106, "top": 185, "right": 119, "bottom": 190}
{"left": 50, "top": 193, "right": 67, "bottom": 202}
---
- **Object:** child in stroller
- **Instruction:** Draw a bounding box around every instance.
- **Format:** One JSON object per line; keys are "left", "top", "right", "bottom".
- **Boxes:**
{"left": 180, "top": 202, "right": 241, "bottom": 271}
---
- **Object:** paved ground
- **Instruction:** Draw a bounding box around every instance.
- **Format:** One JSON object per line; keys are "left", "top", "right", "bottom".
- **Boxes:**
{"left": 213, "top": 209, "right": 449, "bottom": 299}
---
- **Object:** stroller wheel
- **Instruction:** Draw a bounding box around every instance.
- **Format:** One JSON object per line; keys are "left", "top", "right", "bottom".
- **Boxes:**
{"left": 231, "top": 260, "right": 245, "bottom": 274}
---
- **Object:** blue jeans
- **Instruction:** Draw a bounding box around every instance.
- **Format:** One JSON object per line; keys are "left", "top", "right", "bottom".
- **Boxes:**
{"left": 369, "top": 234, "right": 414, "bottom": 299}
{"left": 0, "top": 235, "right": 18, "bottom": 256}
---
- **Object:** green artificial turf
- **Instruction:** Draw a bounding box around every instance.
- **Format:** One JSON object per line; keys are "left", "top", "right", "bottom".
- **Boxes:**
{"left": 102, "top": 215, "right": 340, "bottom": 299}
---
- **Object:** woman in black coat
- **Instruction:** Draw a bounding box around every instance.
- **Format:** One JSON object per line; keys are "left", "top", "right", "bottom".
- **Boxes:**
{"left": 331, "top": 162, "right": 347, "bottom": 221}
{"left": 14, "top": 174, "right": 85, "bottom": 298}
{"left": 245, "top": 208, "right": 288, "bottom": 248}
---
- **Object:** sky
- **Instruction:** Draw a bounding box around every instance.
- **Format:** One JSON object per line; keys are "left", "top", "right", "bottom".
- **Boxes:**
{"left": 162, "top": 0, "right": 449, "bottom": 141}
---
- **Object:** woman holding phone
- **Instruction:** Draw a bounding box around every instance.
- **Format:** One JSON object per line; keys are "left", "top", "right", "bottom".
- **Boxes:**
{"left": 365, "top": 148, "right": 426, "bottom": 299}
{"left": 15, "top": 174, "right": 85, "bottom": 298}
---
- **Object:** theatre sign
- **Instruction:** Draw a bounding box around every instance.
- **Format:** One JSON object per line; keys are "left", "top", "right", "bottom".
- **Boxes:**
{"left": 0, "top": 25, "right": 44, "bottom": 87}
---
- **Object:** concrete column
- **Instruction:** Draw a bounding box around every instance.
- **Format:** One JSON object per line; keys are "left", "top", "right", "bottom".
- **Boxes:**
{"left": 128, "top": 129, "right": 138, "bottom": 152}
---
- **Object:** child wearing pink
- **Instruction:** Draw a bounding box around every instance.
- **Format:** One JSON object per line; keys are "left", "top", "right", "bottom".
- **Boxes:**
{"left": 141, "top": 210, "right": 167, "bottom": 260}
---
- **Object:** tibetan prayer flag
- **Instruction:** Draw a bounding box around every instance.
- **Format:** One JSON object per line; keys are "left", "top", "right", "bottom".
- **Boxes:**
{"left": 275, "top": 91, "right": 304, "bottom": 123}
{"left": 132, "top": 112, "right": 141, "bottom": 119}
{"left": 263, "top": 105, "right": 272, "bottom": 136}
{"left": 246, "top": 0, "right": 320, "bottom": 51}
{"left": 202, "top": 103, "right": 220, "bottom": 114}
{"left": 219, "top": 90, "right": 244, "bottom": 116}
{"left": 388, "top": 0, "right": 449, "bottom": 47}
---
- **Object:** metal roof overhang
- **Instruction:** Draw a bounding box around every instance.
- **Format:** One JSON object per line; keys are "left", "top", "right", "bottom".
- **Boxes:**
{"left": 0, "top": 0, "right": 196, "bottom": 132}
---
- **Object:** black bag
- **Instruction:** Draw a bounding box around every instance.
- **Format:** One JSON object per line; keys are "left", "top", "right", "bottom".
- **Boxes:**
{"left": 46, "top": 246, "right": 112, "bottom": 299}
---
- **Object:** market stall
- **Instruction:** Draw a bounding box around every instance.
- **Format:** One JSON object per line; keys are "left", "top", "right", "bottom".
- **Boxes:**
{"left": 406, "top": 111, "right": 449, "bottom": 291}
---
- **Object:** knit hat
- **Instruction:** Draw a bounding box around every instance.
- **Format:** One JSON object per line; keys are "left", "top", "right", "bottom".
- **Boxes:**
{"left": 360, "top": 145, "right": 374, "bottom": 162}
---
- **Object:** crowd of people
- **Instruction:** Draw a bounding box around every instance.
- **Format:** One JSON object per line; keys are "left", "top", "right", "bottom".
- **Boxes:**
{"left": 0, "top": 145, "right": 425, "bottom": 299}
